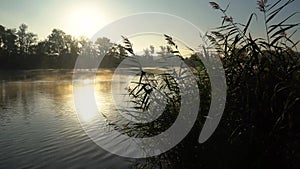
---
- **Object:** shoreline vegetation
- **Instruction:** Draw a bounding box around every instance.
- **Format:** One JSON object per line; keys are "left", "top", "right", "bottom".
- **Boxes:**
{"left": 0, "top": 24, "right": 195, "bottom": 70}
{"left": 120, "top": 1, "right": 300, "bottom": 168}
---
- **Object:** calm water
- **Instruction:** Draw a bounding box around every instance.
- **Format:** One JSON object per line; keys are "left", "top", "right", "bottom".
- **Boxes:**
{"left": 0, "top": 70, "right": 134, "bottom": 169}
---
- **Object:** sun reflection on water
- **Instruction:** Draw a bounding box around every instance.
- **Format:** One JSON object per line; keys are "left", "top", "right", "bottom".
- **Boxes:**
{"left": 73, "top": 84, "right": 99, "bottom": 122}
{"left": 73, "top": 72, "right": 115, "bottom": 123}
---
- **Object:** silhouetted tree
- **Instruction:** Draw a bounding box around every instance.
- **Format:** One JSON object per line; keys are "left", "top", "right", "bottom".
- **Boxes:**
{"left": 46, "top": 29, "right": 67, "bottom": 56}
{"left": 64, "top": 34, "right": 79, "bottom": 55}
{"left": 0, "top": 25, "right": 17, "bottom": 54}
{"left": 16, "top": 24, "right": 37, "bottom": 55}
{"left": 95, "top": 37, "right": 113, "bottom": 57}
{"left": 0, "top": 24, "right": 153, "bottom": 69}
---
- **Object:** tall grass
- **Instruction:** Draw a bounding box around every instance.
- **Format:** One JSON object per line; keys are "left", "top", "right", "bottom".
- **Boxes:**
{"left": 110, "top": 1, "right": 300, "bottom": 168}
{"left": 205, "top": 0, "right": 300, "bottom": 168}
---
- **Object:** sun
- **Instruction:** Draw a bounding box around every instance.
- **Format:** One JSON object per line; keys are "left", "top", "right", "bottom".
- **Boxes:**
{"left": 64, "top": 5, "right": 107, "bottom": 37}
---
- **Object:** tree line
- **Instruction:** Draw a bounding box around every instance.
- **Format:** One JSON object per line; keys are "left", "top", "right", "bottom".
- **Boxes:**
{"left": 0, "top": 24, "right": 130, "bottom": 69}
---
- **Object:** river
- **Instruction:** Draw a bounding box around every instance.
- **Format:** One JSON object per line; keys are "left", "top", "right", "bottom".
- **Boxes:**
{"left": 0, "top": 69, "right": 134, "bottom": 169}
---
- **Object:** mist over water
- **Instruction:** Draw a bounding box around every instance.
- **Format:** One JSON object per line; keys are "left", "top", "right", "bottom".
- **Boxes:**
{"left": 0, "top": 69, "right": 133, "bottom": 169}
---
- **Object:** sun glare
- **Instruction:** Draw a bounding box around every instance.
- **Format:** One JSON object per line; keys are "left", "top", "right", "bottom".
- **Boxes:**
{"left": 65, "top": 5, "right": 107, "bottom": 37}
{"left": 74, "top": 84, "right": 98, "bottom": 122}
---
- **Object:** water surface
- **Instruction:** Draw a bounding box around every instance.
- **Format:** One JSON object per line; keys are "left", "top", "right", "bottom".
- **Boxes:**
{"left": 0, "top": 69, "right": 133, "bottom": 169}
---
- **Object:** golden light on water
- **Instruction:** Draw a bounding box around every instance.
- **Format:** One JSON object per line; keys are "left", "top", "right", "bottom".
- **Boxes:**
{"left": 73, "top": 72, "right": 114, "bottom": 123}
{"left": 83, "top": 79, "right": 94, "bottom": 84}
{"left": 73, "top": 84, "right": 99, "bottom": 122}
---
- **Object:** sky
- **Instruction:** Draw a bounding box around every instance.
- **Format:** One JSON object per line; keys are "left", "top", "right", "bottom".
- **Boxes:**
{"left": 0, "top": 0, "right": 299, "bottom": 51}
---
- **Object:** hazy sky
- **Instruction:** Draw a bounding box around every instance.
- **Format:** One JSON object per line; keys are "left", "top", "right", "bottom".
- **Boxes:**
{"left": 0, "top": 0, "right": 299, "bottom": 50}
